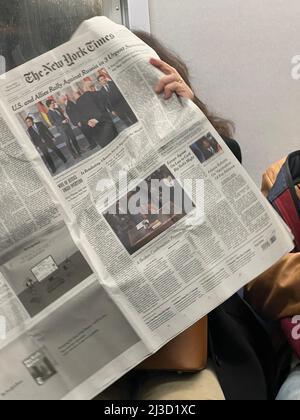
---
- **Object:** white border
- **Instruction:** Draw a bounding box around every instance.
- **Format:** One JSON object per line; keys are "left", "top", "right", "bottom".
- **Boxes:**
{"left": 127, "top": 0, "right": 150, "bottom": 32}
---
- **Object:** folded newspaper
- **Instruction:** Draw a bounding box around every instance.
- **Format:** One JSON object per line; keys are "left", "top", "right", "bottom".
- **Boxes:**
{"left": 0, "top": 17, "right": 294, "bottom": 400}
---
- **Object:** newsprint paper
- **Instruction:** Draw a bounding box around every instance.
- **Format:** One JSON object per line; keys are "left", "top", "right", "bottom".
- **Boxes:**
{"left": 0, "top": 17, "right": 294, "bottom": 400}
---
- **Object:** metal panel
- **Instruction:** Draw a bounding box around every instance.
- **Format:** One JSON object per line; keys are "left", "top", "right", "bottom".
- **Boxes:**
{"left": 126, "top": 0, "right": 150, "bottom": 32}
{"left": 102, "top": 0, "right": 123, "bottom": 24}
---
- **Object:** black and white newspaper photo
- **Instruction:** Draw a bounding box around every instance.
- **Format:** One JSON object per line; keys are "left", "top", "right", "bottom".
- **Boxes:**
{"left": 16, "top": 67, "right": 138, "bottom": 176}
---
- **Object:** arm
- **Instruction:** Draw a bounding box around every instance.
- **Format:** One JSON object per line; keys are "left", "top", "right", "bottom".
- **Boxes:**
{"left": 26, "top": 129, "right": 34, "bottom": 142}
{"left": 39, "top": 123, "right": 54, "bottom": 139}
{"left": 47, "top": 110, "right": 55, "bottom": 126}
{"left": 95, "top": 90, "right": 110, "bottom": 113}
{"left": 66, "top": 110, "right": 78, "bottom": 126}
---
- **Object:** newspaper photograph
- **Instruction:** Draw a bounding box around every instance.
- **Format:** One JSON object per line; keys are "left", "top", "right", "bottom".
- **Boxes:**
{"left": 16, "top": 67, "right": 138, "bottom": 176}
{"left": 0, "top": 17, "right": 295, "bottom": 399}
{"left": 0, "top": 281, "right": 143, "bottom": 400}
{"left": 0, "top": 224, "right": 93, "bottom": 317}
{"left": 103, "top": 165, "right": 195, "bottom": 255}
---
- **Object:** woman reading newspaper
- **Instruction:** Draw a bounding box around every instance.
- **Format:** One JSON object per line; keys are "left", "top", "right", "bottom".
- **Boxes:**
{"left": 0, "top": 2, "right": 294, "bottom": 402}
{"left": 98, "top": 32, "right": 285, "bottom": 401}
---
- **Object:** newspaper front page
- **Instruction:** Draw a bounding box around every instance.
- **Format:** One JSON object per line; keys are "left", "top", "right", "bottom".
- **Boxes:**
{"left": 0, "top": 17, "right": 294, "bottom": 400}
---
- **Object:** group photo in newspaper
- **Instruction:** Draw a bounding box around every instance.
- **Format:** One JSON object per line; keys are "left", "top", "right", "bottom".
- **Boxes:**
{"left": 0, "top": 16, "right": 296, "bottom": 401}
{"left": 18, "top": 66, "right": 137, "bottom": 176}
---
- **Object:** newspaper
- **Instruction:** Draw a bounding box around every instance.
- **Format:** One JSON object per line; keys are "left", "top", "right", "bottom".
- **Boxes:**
{"left": 0, "top": 17, "right": 294, "bottom": 400}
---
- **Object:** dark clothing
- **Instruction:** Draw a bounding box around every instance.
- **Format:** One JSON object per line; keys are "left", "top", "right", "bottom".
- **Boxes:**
{"left": 65, "top": 100, "right": 81, "bottom": 126}
{"left": 48, "top": 108, "right": 81, "bottom": 157}
{"left": 75, "top": 91, "right": 118, "bottom": 149}
{"left": 208, "top": 294, "right": 290, "bottom": 400}
{"left": 27, "top": 122, "right": 67, "bottom": 174}
{"left": 76, "top": 91, "right": 111, "bottom": 124}
{"left": 27, "top": 122, "right": 56, "bottom": 148}
{"left": 65, "top": 100, "right": 97, "bottom": 149}
{"left": 202, "top": 147, "right": 216, "bottom": 160}
{"left": 99, "top": 81, "right": 137, "bottom": 126}
{"left": 190, "top": 143, "right": 206, "bottom": 163}
{"left": 48, "top": 107, "right": 69, "bottom": 128}
{"left": 79, "top": 124, "right": 97, "bottom": 149}
{"left": 223, "top": 138, "right": 242, "bottom": 164}
{"left": 208, "top": 139, "right": 290, "bottom": 400}
{"left": 191, "top": 137, "right": 241, "bottom": 164}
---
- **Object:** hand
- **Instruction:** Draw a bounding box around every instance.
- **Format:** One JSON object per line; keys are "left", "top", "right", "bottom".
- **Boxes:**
{"left": 78, "top": 122, "right": 82, "bottom": 128}
{"left": 88, "top": 119, "right": 98, "bottom": 128}
{"left": 150, "top": 57, "right": 194, "bottom": 101}
{"left": 63, "top": 119, "right": 68, "bottom": 124}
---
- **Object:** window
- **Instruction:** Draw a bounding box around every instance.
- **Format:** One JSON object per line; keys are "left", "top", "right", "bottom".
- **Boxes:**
{"left": 0, "top": 0, "right": 127, "bottom": 72}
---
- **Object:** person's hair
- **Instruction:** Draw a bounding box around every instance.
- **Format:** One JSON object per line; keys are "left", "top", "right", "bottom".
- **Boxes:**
{"left": 83, "top": 80, "right": 94, "bottom": 92}
{"left": 97, "top": 72, "right": 107, "bottom": 80}
{"left": 133, "top": 31, "right": 234, "bottom": 139}
{"left": 46, "top": 99, "right": 54, "bottom": 108}
{"left": 25, "top": 116, "right": 34, "bottom": 122}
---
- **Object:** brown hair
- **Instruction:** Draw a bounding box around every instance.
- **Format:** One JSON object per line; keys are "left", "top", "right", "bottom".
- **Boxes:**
{"left": 133, "top": 31, "right": 234, "bottom": 139}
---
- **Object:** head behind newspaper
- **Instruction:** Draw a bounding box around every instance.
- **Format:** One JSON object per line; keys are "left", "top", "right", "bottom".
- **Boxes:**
{"left": 133, "top": 30, "right": 234, "bottom": 139}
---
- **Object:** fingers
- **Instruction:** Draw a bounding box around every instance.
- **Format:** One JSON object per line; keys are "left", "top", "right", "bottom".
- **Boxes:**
{"left": 155, "top": 74, "right": 180, "bottom": 94}
{"left": 150, "top": 57, "right": 174, "bottom": 75}
{"left": 150, "top": 57, "right": 195, "bottom": 101}
{"left": 163, "top": 81, "right": 186, "bottom": 100}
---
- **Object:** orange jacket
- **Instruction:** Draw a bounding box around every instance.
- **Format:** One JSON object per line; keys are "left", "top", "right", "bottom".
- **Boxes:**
{"left": 245, "top": 159, "right": 300, "bottom": 320}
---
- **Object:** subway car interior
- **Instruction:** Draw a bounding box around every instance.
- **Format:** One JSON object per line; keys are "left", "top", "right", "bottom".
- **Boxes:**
{"left": 0, "top": 0, "right": 299, "bottom": 402}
